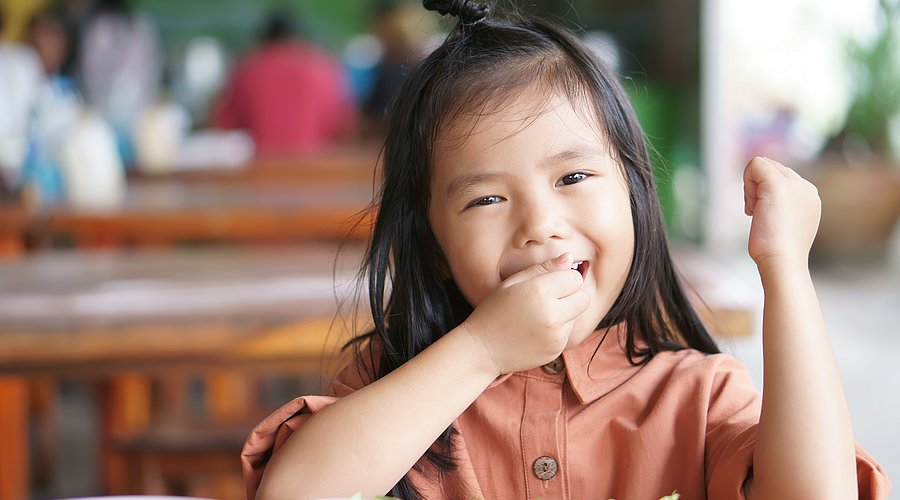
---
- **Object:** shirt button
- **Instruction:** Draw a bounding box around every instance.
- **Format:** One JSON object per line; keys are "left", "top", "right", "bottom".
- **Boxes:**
{"left": 533, "top": 455, "right": 558, "bottom": 480}
{"left": 542, "top": 356, "right": 565, "bottom": 375}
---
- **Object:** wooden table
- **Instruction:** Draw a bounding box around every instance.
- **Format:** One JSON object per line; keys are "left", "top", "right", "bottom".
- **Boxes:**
{"left": 32, "top": 180, "right": 376, "bottom": 249}
{"left": 0, "top": 205, "right": 28, "bottom": 257}
{"left": 0, "top": 244, "right": 366, "bottom": 371}
{"left": 6, "top": 149, "right": 382, "bottom": 251}
{"left": 0, "top": 244, "right": 366, "bottom": 498}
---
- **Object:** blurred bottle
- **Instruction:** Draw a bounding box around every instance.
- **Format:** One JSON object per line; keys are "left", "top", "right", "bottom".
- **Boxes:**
{"left": 60, "top": 109, "right": 126, "bottom": 209}
{"left": 135, "top": 87, "right": 192, "bottom": 174}
{"left": 174, "top": 36, "right": 227, "bottom": 123}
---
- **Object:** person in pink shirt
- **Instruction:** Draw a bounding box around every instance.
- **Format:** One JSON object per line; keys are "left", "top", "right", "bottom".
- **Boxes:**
{"left": 213, "top": 11, "right": 357, "bottom": 157}
{"left": 242, "top": 1, "right": 892, "bottom": 498}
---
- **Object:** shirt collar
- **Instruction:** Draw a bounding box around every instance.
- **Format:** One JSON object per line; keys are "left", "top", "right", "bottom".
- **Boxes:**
{"left": 487, "top": 323, "right": 645, "bottom": 405}
{"left": 563, "top": 323, "right": 647, "bottom": 404}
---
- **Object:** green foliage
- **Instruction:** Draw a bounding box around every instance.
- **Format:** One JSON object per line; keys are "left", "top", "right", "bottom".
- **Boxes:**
{"left": 134, "top": 0, "right": 372, "bottom": 56}
{"left": 843, "top": 0, "right": 900, "bottom": 154}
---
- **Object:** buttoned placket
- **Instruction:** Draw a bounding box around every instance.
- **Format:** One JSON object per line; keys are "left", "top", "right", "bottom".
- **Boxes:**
{"left": 521, "top": 356, "right": 568, "bottom": 499}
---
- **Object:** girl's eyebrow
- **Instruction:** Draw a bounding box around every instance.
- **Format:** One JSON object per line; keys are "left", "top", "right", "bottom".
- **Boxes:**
{"left": 540, "top": 146, "right": 609, "bottom": 166}
{"left": 445, "top": 172, "right": 504, "bottom": 200}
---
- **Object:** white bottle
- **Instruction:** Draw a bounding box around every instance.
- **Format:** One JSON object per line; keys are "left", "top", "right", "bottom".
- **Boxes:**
{"left": 135, "top": 98, "right": 191, "bottom": 174}
{"left": 60, "top": 110, "right": 126, "bottom": 210}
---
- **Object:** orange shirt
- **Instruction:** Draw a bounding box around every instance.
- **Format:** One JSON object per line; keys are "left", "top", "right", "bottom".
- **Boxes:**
{"left": 242, "top": 326, "right": 891, "bottom": 499}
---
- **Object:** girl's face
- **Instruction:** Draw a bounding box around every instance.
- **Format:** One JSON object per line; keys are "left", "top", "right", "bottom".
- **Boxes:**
{"left": 428, "top": 89, "right": 635, "bottom": 350}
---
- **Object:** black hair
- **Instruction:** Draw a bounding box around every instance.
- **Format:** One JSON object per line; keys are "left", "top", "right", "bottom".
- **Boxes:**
{"left": 260, "top": 10, "right": 296, "bottom": 43}
{"left": 26, "top": 6, "right": 78, "bottom": 77}
{"left": 346, "top": 1, "right": 719, "bottom": 497}
{"left": 96, "top": 0, "right": 130, "bottom": 14}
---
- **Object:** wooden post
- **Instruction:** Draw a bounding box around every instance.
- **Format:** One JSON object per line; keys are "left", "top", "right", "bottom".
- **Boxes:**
{"left": 0, "top": 377, "right": 29, "bottom": 500}
{"left": 101, "top": 373, "right": 152, "bottom": 494}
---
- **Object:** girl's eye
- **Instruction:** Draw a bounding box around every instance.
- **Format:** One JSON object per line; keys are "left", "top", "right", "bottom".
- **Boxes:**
{"left": 466, "top": 195, "right": 504, "bottom": 208}
{"left": 558, "top": 172, "right": 590, "bottom": 186}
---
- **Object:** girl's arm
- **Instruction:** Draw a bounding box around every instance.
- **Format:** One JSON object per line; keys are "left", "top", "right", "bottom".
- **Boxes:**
{"left": 741, "top": 157, "right": 857, "bottom": 499}
{"left": 256, "top": 254, "right": 587, "bottom": 499}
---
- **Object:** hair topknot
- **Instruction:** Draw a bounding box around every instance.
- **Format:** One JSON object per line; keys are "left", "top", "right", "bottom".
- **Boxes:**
{"left": 423, "top": 0, "right": 489, "bottom": 25}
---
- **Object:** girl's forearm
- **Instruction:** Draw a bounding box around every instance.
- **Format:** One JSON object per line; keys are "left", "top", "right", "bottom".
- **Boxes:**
{"left": 256, "top": 327, "right": 499, "bottom": 500}
{"left": 748, "top": 260, "right": 857, "bottom": 499}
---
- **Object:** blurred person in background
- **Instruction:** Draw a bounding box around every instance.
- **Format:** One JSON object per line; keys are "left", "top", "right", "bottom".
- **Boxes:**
{"left": 212, "top": 10, "right": 357, "bottom": 157}
{"left": 78, "top": 0, "right": 162, "bottom": 168}
{"left": 21, "top": 6, "right": 125, "bottom": 210}
{"left": 360, "top": 1, "right": 423, "bottom": 139}
{"left": 28, "top": 6, "right": 74, "bottom": 78}
{"left": 18, "top": 6, "right": 81, "bottom": 207}
{"left": 0, "top": 8, "right": 44, "bottom": 196}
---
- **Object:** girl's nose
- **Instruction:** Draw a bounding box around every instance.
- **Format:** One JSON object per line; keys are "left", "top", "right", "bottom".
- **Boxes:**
{"left": 513, "top": 198, "right": 571, "bottom": 247}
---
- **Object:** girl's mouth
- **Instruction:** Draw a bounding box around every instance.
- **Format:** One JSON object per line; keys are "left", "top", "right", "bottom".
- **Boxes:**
{"left": 571, "top": 260, "right": 589, "bottom": 279}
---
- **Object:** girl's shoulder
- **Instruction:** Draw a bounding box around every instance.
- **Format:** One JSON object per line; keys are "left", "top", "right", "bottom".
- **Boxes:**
{"left": 652, "top": 348, "right": 748, "bottom": 372}
{"left": 647, "top": 348, "right": 758, "bottom": 395}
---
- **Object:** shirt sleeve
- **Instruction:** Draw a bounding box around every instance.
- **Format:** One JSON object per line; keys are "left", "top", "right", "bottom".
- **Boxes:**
{"left": 240, "top": 342, "right": 378, "bottom": 500}
{"left": 240, "top": 394, "right": 338, "bottom": 500}
{"left": 703, "top": 354, "right": 892, "bottom": 499}
{"left": 702, "top": 354, "right": 760, "bottom": 499}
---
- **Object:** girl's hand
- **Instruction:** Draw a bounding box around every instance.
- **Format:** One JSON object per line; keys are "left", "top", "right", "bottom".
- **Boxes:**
{"left": 456, "top": 253, "right": 589, "bottom": 376}
{"left": 743, "top": 156, "right": 822, "bottom": 273}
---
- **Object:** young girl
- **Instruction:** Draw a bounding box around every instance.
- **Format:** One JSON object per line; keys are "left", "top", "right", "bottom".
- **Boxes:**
{"left": 242, "top": 2, "right": 891, "bottom": 499}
